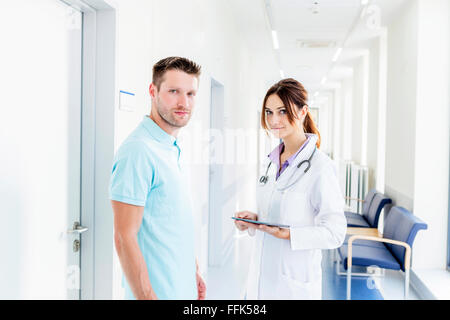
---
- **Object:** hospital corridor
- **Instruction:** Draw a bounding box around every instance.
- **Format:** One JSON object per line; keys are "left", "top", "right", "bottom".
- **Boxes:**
{"left": 0, "top": 0, "right": 449, "bottom": 302}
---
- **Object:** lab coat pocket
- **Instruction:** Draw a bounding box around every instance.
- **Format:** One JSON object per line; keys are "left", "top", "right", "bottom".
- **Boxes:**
{"left": 276, "top": 274, "right": 315, "bottom": 300}
{"left": 280, "top": 247, "right": 314, "bottom": 282}
{"left": 280, "top": 190, "right": 309, "bottom": 226}
{"left": 278, "top": 248, "right": 321, "bottom": 300}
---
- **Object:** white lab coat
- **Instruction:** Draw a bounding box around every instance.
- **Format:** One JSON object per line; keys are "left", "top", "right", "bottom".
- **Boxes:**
{"left": 246, "top": 134, "right": 347, "bottom": 300}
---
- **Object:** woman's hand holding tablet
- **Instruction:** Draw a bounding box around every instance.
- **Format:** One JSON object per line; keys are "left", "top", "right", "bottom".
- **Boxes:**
{"left": 231, "top": 217, "right": 290, "bottom": 229}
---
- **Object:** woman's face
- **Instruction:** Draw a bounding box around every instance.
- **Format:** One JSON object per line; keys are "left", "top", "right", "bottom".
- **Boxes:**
{"left": 264, "top": 94, "right": 304, "bottom": 139}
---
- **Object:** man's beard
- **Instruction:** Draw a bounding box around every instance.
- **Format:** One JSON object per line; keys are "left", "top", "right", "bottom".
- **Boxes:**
{"left": 155, "top": 101, "right": 191, "bottom": 128}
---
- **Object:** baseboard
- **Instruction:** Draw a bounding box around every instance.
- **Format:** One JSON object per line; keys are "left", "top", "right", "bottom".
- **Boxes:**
{"left": 410, "top": 270, "right": 437, "bottom": 300}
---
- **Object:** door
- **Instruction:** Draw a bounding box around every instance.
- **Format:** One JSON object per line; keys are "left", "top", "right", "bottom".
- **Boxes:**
{"left": 0, "top": 0, "right": 84, "bottom": 299}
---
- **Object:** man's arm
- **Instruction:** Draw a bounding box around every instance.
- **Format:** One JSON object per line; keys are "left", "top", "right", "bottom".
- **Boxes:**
{"left": 112, "top": 200, "right": 157, "bottom": 300}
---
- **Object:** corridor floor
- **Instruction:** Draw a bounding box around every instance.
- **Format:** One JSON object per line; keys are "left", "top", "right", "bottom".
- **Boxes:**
{"left": 206, "top": 235, "right": 420, "bottom": 300}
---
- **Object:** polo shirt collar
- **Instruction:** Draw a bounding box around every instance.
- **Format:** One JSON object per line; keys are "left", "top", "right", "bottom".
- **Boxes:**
{"left": 141, "top": 115, "right": 177, "bottom": 146}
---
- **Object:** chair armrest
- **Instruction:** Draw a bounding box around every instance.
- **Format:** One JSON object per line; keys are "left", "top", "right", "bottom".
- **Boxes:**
{"left": 345, "top": 196, "right": 365, "bottom": 203}
{"left": 346, "top": 227, "right": 381, "bottom": 237}
{"left": 347, "top": 235, "right": 412, "bottom": 270}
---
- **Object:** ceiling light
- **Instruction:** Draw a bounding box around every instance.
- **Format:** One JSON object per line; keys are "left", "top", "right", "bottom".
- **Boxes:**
{"left": 297, "top": 40, "right": 336, "bottom": 48}
{"left": 311, "top": 1, "right": 320, "bottom": 14}
{"left": 361, "top": 0, "right": 369, "bottom": 5}
{"left": 321, "top": 77, "right": 327, "bottom": 85}
{"left": 332, "top": 47, "right": 343, "bottom": 62}
{"left": 271, "top": 30, "right": 279, "bottom": 50}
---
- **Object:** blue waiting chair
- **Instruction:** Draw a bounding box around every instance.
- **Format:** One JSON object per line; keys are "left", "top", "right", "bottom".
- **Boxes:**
{"left": 345, "top": 192, "right": 392, "bottom": 228}
{"left": 338, "top": 206, "right": 427, "bottom": 299}
{"left": 345, "top": 188, "right": 377, "bottom": 219}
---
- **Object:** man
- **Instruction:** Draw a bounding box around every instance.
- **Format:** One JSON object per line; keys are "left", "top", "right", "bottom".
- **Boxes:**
{"left": 109, "top": 56, "right": 206, "bottom": 300}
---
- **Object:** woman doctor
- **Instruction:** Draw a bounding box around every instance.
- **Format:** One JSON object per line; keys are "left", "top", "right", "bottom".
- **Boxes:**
{"left": 234, "top": 78, "right": 347, "bottom": 300}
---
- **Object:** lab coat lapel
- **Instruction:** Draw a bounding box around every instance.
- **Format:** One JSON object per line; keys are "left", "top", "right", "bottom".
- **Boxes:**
{"left": 274, "top": 134, "right": 318, "bottom": 189}
{"left": 257, "top": 160, "right": 276, "bottom": 220}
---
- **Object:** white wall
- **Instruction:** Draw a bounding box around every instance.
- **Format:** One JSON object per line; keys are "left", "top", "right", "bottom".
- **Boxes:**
{"left": 111, "top": 0, "right": 278, "bottom": 299}
{"left": 364, "top": 29, "right": 388, "bottom": 193}
{"left": 318, "top": 94, "right": 331, "bottom": 155}
{"left": 384, "top": 0, "right": 418, "bottom": 210}
{"left": 332, "top": 87, "right": 342, "bottom": 161}
{"left": 366, "top": 38, "right": 380, "bottom": 190}
{"left": 341, "top": 77, "right": 354, "bottom": 161}
{"left": 383, "top": 0, "right": 449, "bottom": 272}
{"left": 351, "top": 56, "right": 364, "bottom": 165}
{"left": 412, "top": 0, "right": 449, "bottom": 270}
{"left": 332, "top": 0, "right": 449, "bottom": 295}
{"left": 375, "top": 29, "right": 387, "bottom": 193}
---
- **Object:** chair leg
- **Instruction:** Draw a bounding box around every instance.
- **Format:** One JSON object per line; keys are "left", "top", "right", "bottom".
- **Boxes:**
{"left": 335, "top": 251, "right": 340, "bottom": 275}
{"left": 404, "top": 268, "right": 409, "bottom": 300}
{"left": 346, "top": 263, "right": 352, "bottom": 300}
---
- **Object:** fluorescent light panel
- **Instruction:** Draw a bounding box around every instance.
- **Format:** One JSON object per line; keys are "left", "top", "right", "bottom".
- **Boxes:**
{"left": 271, "top": 30, "right": 279, "bottom": 50}
{"left": 332, "top": 47, "right": 343, "bottom": 62}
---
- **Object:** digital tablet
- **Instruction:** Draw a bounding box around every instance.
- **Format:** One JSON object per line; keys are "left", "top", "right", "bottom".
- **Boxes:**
{"left": 231, "top": 217, "right": 290, "bottom": 229}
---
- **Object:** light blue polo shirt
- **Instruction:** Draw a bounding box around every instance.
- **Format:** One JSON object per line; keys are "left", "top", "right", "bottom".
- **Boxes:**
{"left": 109, "top": 115, "right": 197, "bottom": 300}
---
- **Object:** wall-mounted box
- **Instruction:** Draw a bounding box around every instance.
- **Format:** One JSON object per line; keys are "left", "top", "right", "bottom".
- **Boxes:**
{"left": 119, "top": 90, "right": 136, "bottom": 112}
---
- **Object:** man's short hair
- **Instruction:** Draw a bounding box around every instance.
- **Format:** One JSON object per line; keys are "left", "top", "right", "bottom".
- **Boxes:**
{"left": 152, "top": 56, "right": 201, "bottom": 90}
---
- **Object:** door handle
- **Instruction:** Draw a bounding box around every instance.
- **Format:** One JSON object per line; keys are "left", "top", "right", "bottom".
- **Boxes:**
{"left": 67, "top": 221, "right": 88, "bottom": 234}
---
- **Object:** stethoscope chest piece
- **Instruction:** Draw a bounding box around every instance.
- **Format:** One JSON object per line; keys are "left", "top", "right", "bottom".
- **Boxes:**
{"left": 259, "top": 175, "right": 269, "bottom": 184}
{"left": 259, "top": 161, "right": 272, "bottom": 185}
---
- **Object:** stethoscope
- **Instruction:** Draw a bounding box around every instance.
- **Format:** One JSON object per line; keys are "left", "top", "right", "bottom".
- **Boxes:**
{"left": 259, "top": 145, "right": 317, "bottom": 190}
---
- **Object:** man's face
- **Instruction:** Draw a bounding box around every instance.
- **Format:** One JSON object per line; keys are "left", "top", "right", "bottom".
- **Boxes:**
{"left": 150, "top": 69, "right": 199, "bottom": 128}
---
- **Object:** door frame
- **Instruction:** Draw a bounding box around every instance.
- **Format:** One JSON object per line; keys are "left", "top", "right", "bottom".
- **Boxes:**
{"left": 62, "top": 0, "right": 118, "bottom": 299}
{"left": 208, "top": 78, "right": 225, "bottom": 267}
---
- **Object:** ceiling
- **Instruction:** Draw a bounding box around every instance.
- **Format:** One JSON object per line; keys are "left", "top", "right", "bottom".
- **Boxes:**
{"left": 229, "top": 0, "right": 409, "bottom": 102}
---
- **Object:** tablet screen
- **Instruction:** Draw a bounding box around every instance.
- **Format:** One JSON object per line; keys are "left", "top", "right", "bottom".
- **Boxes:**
{"left": 231, "top": 217, "right": 290, "bottom": 228}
